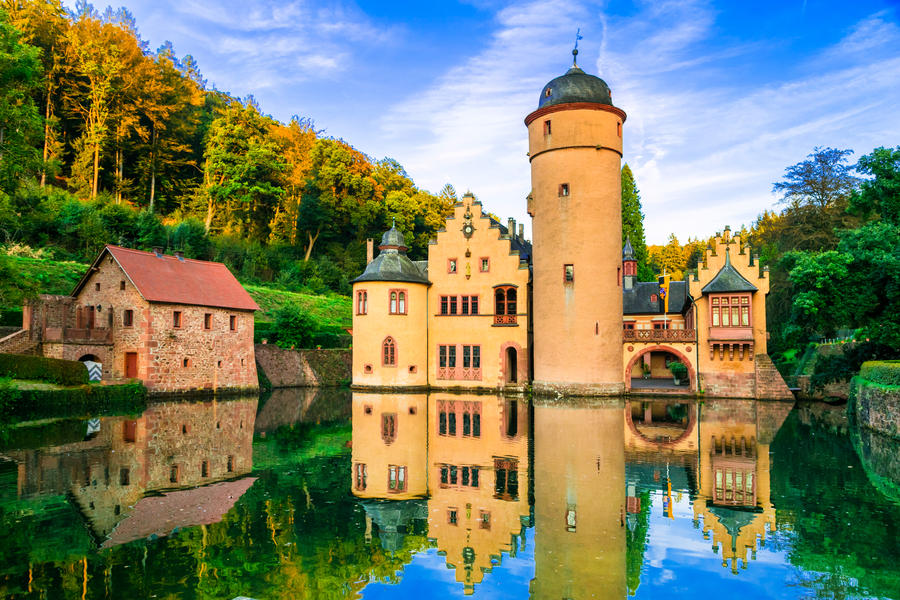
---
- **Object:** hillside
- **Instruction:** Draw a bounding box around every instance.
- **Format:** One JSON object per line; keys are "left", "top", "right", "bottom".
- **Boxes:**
{"left": 0, "top": 254, "right": 351, "bottom": 331}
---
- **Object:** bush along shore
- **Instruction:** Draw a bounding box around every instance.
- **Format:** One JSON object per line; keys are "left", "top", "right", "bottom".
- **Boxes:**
{"left": 0, "top": 354, "right": 147, "bottom": 425}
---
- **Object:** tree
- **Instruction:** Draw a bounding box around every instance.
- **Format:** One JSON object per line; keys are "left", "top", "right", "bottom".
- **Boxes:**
{"left": 771, "top": 147, "right": 859, "bottom": 251}
{"left": 621, "top": 164, "right": 653, "bottom": 279}
{"left": 850, "top": 146, "right": 900, "bottom": 225}
{"left": 268, "top": 116, "right": 317, "bottom": 245}
{"left": 203, "top": 100, "right": 285, "bottom": 240}
{"left": 273, "top": 303, "right": 317, "bottom": 349}
{"left": 0, "top": 10, "right": 42, "bottom": 193}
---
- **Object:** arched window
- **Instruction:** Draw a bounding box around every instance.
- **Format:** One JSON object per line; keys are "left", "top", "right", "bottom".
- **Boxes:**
{"left": 390, "top": 292, "right": 397, "bottom": 314}
{"left": 383, "top": 337, "right": 396, "bottom": 366}
{"left": 389, "top": 289, "right": 407, "bottom": 314}
{"left": 398, "top": 292, "right": 406, "bottom": 314}
{"left": 494, "top": 286, "right": 518, "bottom": 324}
{"left": 357, "top": 290, "right": 367, "bottom": 315}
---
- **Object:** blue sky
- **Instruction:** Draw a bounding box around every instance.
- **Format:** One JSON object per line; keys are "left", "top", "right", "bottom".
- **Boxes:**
{"left": 76, "top": 0, "right": 900, "bottom": 243}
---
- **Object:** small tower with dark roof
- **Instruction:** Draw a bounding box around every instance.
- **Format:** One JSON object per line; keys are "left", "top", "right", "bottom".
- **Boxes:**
{"left": 351, "top": 225, "right": 430, "bottom": 388}
{"left": 623, "top": 236, "right": 637, "bottom": 291}
{"left": 525, "top": 47, "right": 627, "bottom": 396}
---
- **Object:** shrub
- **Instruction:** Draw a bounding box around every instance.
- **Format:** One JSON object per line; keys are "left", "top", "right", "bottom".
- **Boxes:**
{"left": 0, "top": 382, "right": 146, "bottom": 422}
{"left": 0, "top": 353, "right": 89, "bottom": 386}
{"left": 859, "top": 361, "right": 900, "bottom": 387}
{"left": 668, "top": 361, "right": 688, "bottom": 380}
{"left": 272, "top": 303, "right": 318, "bottom": 349}
{"left": 0, "top": 309, "right": 22, "bottom": 326}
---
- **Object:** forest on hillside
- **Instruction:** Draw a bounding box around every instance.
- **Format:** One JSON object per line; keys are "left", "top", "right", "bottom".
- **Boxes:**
{"left": 0, "top": 0, "right": 456, "bottom": 298}
{"left": 1, "top": 2, "right": 898, "bottom": 373}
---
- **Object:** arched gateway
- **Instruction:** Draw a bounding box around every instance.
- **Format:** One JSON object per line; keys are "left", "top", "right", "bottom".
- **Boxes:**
{"left": 625, "top": 345, "right": 697, "bottom": 392}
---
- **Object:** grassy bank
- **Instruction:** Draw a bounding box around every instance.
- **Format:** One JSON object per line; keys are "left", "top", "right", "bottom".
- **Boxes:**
{"left": 0, "top": 254, "right": 351, "bottom": 334}
{"left": 0, "top": 379, "right": 147, "bottom": 424}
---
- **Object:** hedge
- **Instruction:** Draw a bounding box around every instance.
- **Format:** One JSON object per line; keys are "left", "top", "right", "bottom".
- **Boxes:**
{"left": 0, "top": 353, "right": 89, "bottom": 386}
{"left": 0, "top": 380, "right": 146, "bottom": 423}
{"left": 859, "top": 361, "right": 900, "bottom": 387}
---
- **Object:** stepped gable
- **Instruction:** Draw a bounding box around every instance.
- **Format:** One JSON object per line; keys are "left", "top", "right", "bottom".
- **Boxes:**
{"left": 72, "top": 245, "right": 259, "bottom": 311}
{"left": 702, "top": 249, "right": 758, "bottom": 294}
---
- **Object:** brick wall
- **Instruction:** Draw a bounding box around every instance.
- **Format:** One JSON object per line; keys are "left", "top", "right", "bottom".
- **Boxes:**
{"left": 255, "top": 344, "right": 351, "bottom": 388}
{"left": 699, "top": 371, "right": 756, "bottom": 399}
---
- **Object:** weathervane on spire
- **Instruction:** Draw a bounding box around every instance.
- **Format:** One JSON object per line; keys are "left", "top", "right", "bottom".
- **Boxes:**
{"left": 573, "top": 28, "right": 583, "bottom": 66}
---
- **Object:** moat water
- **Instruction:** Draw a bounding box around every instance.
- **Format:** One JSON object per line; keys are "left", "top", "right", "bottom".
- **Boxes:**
{"left": 1, "top": 390, "right": 898, "bottom": 599}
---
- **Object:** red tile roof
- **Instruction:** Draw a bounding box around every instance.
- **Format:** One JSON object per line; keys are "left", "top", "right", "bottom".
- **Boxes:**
{"left": 78, "top": 245, "right": 259, "bottom": 311}
{"left": 101, "top": 478, "right": 257, "bottom": 548}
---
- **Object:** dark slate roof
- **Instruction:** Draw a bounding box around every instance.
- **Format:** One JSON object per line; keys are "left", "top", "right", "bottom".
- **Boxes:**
{"left": 539, "top": 65, "right": 613, "bottom": 109}
{"left": 701, "top": 249, "right": 758, "bottom": 293}
{"left": 360, "top": 499, "right": 428, "bottom": 552}
{"left": 351, "top": 227, "right": 430, "bottom": 285}
{"left": 490, "top": 218, "right": 533, "bottom": 264}
{"left": 623, "top": 237, "right": 635, "bottom": 261}
{"left": 623, "top": 281, "right": 689, "bottom": 315}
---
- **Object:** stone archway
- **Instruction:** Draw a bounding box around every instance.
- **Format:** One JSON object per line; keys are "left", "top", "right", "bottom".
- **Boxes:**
{"left": 499, "top": 342, "right": 525, "bottom": 386}
{"left": 625, "top": 345, "right": 696, "bottom": 392}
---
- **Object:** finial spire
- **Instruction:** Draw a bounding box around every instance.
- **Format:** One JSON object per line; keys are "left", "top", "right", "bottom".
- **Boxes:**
{"left": 573, "top": 28, "right": 583, "bottom": 66}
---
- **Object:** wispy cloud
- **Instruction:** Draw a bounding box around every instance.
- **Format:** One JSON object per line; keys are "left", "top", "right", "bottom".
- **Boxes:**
{"left": 382, "top": 1, "right": 900, "bottom": 244}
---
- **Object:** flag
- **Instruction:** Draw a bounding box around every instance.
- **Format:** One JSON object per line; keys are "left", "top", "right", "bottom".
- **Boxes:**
{"left": 658, "top": 275, "right": 670, "bottom": 313}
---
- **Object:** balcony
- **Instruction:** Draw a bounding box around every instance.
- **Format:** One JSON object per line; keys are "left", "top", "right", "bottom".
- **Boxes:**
{"left": 493, "top": 314, "right": 518, "bottom": 326}
{"left": 43, "top": 327, "right": 113, "bottom": 344}
{"left": 708, "top": 326, "right": 753, "bottom": 342}
{"left": 623, "top": 329, "right": 696, "bottom": 342}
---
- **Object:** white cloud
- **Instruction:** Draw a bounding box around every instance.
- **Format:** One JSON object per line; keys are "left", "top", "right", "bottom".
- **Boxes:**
{"left": 381, "top": 1, "right": 900, "bottom": 244}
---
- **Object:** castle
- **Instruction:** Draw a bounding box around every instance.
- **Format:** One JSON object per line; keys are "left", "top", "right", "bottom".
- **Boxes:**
{"left": 352, "top": 52, "right": 792, "bottom": 399}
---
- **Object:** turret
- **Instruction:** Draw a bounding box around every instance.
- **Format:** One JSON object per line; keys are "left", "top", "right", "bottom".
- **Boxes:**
{"left": 623, "top": 236, "right": 637, "bottom": 291}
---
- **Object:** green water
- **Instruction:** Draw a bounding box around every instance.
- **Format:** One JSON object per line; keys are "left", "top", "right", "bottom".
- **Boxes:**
{"left": 0, "top": 390, "right": 897, "bottom": 599}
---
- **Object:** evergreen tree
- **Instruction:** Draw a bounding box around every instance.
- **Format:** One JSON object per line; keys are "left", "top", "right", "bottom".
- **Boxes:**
{"left": 621, "top": 164, "right": 653, "bottom": 279}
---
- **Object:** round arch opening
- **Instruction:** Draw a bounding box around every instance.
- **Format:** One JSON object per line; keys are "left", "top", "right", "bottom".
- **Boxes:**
{"left": 625, "top": 345, "right": 696, "bottom": 392}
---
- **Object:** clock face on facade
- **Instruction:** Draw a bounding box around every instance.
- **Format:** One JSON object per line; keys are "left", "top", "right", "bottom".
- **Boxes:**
{"left": 463, "top": 223, "right": 474, "bottom": 238}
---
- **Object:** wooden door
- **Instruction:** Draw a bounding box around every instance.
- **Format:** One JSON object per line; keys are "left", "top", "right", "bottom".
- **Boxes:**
{"left": 125, "top": 352, "right": 138, "bottom": 378}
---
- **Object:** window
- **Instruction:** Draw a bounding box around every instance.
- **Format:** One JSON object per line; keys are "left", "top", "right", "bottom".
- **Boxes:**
{"left": 623, "top": 322, "right": 635, "bottom": 330}
{"left": 471, "top": 296, "right": 479, "bottom": 315}
{"left": 440, "top": 296, "right": 449, "bottom": 315}
{"left": 449, "top": 508, "right": 458, "bottom": 525}
{"left": 388, "top": 465, "right": 407, "bottom": 492}
{"left": 711, "top": 295, "right": 751, "bottom": 328}
{"left": 543, "top": 119, "right": 552, "bottom": 135}
{"left": 480, "top": 510, "right": 491, "bottom": 529}
{"left": 354, "top": 463, "right": 367, "bottom": 490}
{"left": 449, "top": 296, "right": 458, "bottom": 315}
{"left": 462, "top": 296, "right": 469, "bottom": 315}
{"left": 356, "top": 290, "right": 368, "bottom": 315}
{"left": 123, "top": 309, "right": 134, "bottom": 327}
{"left": 448, "top": 258, "right": 457, "bottom": 273}
{"left": 169, "top": 465, "right": 179, "bottom": 483}
{"left": 480, "top": 258, "right": 490, "bottom": 272}
{"left": 459, "top": 295, "right": 478, "bottom": 315}
{"left": 462, "top": 345, "right": 481, "bottom": 370}
{"left": 173, "top": 311, "right": 182, "bottom": 328}
{"left": 494, "top": 287, "right": 517, "bottom": 324}
{"left": 119, "top": 468, "right": 130, "bottom": 486}
{"left": 387, "top": 290, "right": 407, "bottom": 314}
{"left": 204, "top": 313, "right": 212, "bottom": 329}
{"left": 617, "top": 121, "right": 622, "bottom": 137}
{"left": 559, "top": 183, "right": 570, "bottom": 197}
{"left": 95, "top": 282, "right": 100, "bottom": 291}
{"left": 383, "top": 337, "right": 396, "bottom": 366}
{"left": 227, "top": 455, "right": 234, "bottom": 472}
{"left": 183, "top": 358, "right": 190, "bottom": 367}
{"left": 564, "top": 264, "right": 574, "bottom": 282}
{"left": 229, "top": 315, "right": 236, "bottom": 330}
{"left": 653, "top": 322, "right": 670, "bottom": 330}
{"left": 120, "top": 280, "right": 126, "bottom": 291}
{"left": 201, "top": 460, "right": 209, "bottom": 477}
{"left": 494, "top": 458, "right": 519, "bottom": 501}
{"left": 382, "top": 413, "right": 397, "bottom": 444}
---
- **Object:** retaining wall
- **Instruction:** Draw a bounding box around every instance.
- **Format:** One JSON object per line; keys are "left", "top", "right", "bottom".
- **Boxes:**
{"left": 254, "top": 344, "right": 351, "bottom": 388}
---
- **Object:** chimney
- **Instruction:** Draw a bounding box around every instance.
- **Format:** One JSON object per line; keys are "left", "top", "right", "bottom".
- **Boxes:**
{"left": 174, "top": 250, "right": 185, "bottom": 261}
{"left": 507, "top": 217, "right": 515, "bottom": 237}
{"left": 152, "top": 246, "right": 163, "bottom": 257}
{"left": 518, "top": 223, "right": 525, "bottom": 241}
{"left": 366, "top": 238, "right": 374, "bottom": 264}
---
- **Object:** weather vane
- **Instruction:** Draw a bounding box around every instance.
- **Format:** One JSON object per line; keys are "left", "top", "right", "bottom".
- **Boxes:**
{"left": 573, "top": 28, "right": 583, "bottom": 65}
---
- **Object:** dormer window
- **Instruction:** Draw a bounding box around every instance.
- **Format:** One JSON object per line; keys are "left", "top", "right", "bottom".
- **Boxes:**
{"left": 545, "top": 88, "right": 552, "bottom": 97}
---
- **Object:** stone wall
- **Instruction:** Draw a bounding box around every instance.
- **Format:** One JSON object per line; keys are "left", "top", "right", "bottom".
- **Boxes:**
{"left": 255, "top": 344, "right": 351, "bottom": 388}
{"left": 699, "top": 371, "right": 756, "bottom": 399}
{"left": 853, "top": 378, "right": 900, "bottom": 440}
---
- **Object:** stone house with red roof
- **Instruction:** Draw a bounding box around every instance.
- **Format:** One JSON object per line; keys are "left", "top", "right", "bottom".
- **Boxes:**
{"left": 19, "top": 245, "right": 259, "bottom": 393}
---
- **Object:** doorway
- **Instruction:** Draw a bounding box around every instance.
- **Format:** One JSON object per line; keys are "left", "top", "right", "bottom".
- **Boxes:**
{"left": 505, "top": 347, "right": 518, "bottom": 383}
{"left": 125, "top": 352, "right": 138, "bottom": 379}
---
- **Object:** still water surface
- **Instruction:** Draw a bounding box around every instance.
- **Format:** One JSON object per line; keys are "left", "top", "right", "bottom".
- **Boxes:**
{"left": 0, "top": 389, "right": 898, "bottom": 599}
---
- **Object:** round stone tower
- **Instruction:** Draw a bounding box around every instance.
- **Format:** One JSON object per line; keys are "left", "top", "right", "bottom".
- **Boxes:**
{"left": 525, "top": 51, "right": 626, "bottom": 395}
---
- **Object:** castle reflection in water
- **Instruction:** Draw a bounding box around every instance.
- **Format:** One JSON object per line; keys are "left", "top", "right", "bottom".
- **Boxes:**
{"left": 1, "top": 391, "right": 794, "bottom": 597}
{"left": 351, "top": 392, "right": 793, "bottom": 596}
